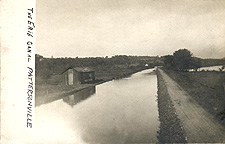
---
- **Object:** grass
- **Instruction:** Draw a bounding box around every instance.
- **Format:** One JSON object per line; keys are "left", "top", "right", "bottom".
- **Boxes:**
{"left": 94, "top": 66, "right": 147, "bottom": 81}
{"left": 156, "top": 69, "right": 187, "bottom": 143}
{"left": 162, "top": 68, "right": 225, "bottom": 125}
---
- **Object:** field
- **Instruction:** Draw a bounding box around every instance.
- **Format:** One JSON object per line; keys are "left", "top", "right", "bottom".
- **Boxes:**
{"left": 163, "top": 68, "right": 225, "bottom": 125}
{"left": 94, "top": 66, "right": 147, "bottom": 81}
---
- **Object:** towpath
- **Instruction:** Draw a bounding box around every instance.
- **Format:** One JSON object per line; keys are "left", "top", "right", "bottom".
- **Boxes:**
{"left": 158, "top": 68, "right": 225, "bottom": 143}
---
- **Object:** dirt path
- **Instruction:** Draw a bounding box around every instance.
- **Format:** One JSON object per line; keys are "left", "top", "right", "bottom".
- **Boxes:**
{"left": 158, "top": 69, "right": 225, "bottom": 143}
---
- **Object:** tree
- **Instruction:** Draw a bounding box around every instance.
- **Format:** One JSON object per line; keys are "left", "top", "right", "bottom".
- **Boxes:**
{"left": 35, "top": 54, "right": 44, "bottom": 62}
{"left": 173, "top": 49, "right": 193, "bottom": 71}
{"left": 112, "top": 55, "right": 130, "bottom": 66}
{"left": 190, "top": 57, "right": 202, "bottom": 71}
{"left": 162, "top": 55, "right": 174, "bottom": 70}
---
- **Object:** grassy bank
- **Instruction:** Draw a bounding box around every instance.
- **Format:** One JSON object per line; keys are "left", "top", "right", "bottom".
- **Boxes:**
{"left": 35, "top": 66, "right": 148, "bottom": 106}
{"left": 94, "top": 66, "right": 148, "bottom": 81}
{"left": 162, "top": 68, "right": 225, "bottom": 125}
{"left": 156, "top": 69, "right": 186, "bottom": 143}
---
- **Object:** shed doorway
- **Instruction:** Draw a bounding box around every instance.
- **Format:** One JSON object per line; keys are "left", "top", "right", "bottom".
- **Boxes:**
{"left": 68, "top": 70, "right": 73, "bottom": 85}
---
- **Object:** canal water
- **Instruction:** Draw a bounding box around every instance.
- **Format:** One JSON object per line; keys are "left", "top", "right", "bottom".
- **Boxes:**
{"left": 32, "top": 68, "right": 159, "bottom": 144}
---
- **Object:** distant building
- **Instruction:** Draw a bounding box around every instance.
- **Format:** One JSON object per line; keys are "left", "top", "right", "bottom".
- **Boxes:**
{"left": 62, "top": 67, "right": 95, "bottom": 85}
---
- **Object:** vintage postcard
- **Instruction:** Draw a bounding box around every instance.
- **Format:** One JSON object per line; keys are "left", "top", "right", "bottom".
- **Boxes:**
{"left": 1, "top": 0, "right": 225, "bottom": 143}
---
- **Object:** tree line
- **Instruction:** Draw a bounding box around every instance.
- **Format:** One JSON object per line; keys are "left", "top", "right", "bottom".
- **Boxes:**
{"left": 36, "top": 48, "right": 225, "bottom": 80}
{"left": 35, "top": 54, "right": 161, "bottom": 79}
{"left": 162, "top": 48, "right": 225, "bottom": 72}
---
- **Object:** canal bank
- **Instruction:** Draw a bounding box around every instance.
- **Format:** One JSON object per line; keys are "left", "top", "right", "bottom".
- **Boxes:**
{"left": 157, "top": 68, "right": 225, "bottom": 143}
{"left": 156, "top": 68, "right": 186, "bottom": 143}
{"left": 35, "top": 67, "right": 148, "bottom": 107}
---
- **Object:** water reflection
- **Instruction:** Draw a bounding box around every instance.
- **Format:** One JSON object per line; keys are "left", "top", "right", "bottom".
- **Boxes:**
{"left": 63, "top": 86, "right": 96, "bottom": 107}
{"left": 33, "top": 68, "right": 159, "bottom": 144}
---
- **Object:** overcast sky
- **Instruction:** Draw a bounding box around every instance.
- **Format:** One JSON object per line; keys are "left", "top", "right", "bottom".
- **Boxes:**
{"left": 36, "top": 0, "right": 225, "bottom": 58}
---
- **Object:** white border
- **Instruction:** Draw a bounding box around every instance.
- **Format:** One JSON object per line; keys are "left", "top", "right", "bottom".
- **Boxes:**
{"left": 1, "top": 0, "right": 36, "bottom": 142}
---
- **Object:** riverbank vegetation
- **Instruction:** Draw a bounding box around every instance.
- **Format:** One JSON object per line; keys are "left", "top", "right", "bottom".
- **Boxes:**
{"left": 35, "top": 54, "right": 162, "bottom": 84}
{"left": 36, "top": 49, "right": 225, "bottom": 108}
{"left": 162, "top": 49, "right": 225, "bottom": 125}
{"left": 35, "top": 54, "right": 162, "bottom": 106}
{"left": 163, "top": 68, "right": 225, "bottom": 125}
{"left": 162, "top": 48, "right": 225, "bottom": 71}
{"left": 156, "top": 69, "right": 186, "bottom": 143}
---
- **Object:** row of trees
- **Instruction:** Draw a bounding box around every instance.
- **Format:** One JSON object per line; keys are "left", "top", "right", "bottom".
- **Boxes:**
{"left": 35, "top": 54, "right": 161, "bottom": 79}
{"left": 162, "top": 49, "right": 202, "bottom": 71}
{"left": 36, "top": 48, "right": 207, "bottom": 80}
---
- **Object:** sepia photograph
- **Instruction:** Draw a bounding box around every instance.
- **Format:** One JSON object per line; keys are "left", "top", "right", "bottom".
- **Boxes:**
{"left": 2, "top": 0, "right": 225, "bottom": 143}
{"left": 34, "top": 0, "right": 225, "bottom": 143}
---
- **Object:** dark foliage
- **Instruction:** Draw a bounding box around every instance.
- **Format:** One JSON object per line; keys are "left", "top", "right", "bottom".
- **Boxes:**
{"left": 162, "top": 55, "right": 174, "bottom": 70}
{"left": 162, "top": 49, "right": 202, "bottom": 71}
{"left": 173, "top": 49, "right": 193, "bottom": 71}
{"left": 200, "top": 58, "right": 225, "bottom": 67}
{"left": 35, "top": 54, "right": 163, "bottom": 83}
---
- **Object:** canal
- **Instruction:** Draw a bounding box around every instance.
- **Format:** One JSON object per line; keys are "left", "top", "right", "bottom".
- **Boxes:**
{"left": 33, "top": 68, "right": 160, "bottom": 144}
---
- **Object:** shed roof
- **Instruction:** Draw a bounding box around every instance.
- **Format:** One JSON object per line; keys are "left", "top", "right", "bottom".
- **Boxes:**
{"left": 73, "top": 67, "right": 94, "bottom": 72}
{"left": 62, "top": 67, "right": 94, "bottom": 74}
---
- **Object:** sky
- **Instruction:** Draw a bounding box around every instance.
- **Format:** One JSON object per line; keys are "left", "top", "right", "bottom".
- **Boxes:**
{"left": 36, "top": 0, "right": 225, "bottom": 58}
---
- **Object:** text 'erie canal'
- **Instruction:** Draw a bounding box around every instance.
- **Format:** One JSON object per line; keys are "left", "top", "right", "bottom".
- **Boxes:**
{"left": 27, "top": 8, "right": 35, "bottom": 128}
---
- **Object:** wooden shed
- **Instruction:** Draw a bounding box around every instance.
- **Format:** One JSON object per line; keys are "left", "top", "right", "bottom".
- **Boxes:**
{"left": 62, "top": 67, "right": 95, "bottom": 85}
